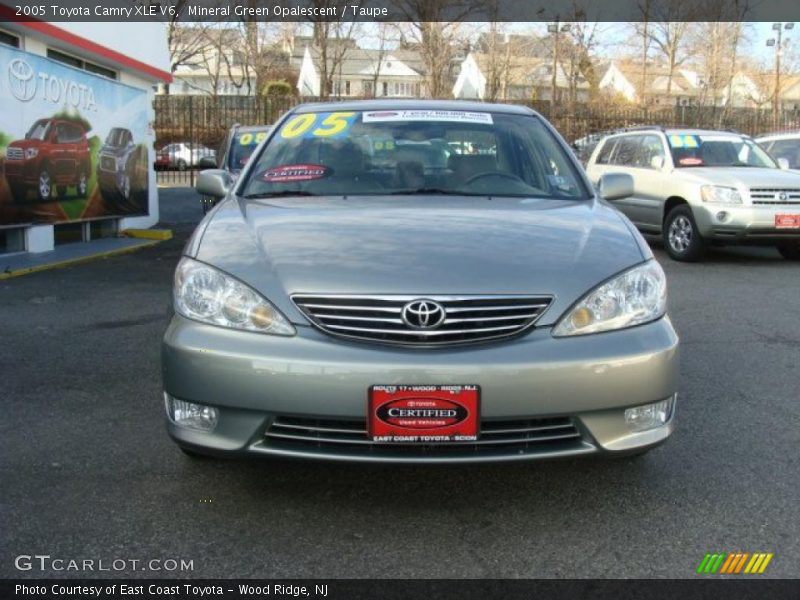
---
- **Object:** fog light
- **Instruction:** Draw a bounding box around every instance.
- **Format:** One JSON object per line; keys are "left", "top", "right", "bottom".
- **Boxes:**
{"left": 716, "top": 211, "right": 729, "bottom": 222}
{"left": 165, "top": 393, "right": 218, "bottom": 431}
{"left": 624, "top": 395, "right": 675, "bottom": 432}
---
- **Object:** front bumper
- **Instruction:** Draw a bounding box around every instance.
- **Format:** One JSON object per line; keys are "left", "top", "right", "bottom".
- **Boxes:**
{"left": 694, "top": 203, "right": 800, "bottom": 242}
{"left": 162, "top": 314, "right": 679, "bottom": 463}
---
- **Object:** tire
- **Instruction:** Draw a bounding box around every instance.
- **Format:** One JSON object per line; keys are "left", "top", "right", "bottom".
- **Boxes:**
{"left": 663, "top": 205, "right": 706, "bottom": 262}
{"left": 777, "top": 241, "right": 800, "bottom": 260}
{"left": 37, "top": 167, "right": 53, "bottom": 202}
{"left": 177, "top": 159, "right": 187, "bottom": 172}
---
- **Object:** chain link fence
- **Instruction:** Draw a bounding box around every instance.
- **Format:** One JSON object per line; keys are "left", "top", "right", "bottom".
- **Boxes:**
{"left": 154, "top": 95, "right": 800, "bottom": 186}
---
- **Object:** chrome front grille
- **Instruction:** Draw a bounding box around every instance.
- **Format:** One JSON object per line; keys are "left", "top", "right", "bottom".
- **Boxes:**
{"left": 262, "top": 415, "right": 583, "bottom": 457}
{"left": 292, "top": 294, "right": 552, "bottom": 346}
{"left": 5, "top": 147, "right": 23, "bottom": 161}
{"left": 750, "top": 188, "right": 800, "bottom": 205}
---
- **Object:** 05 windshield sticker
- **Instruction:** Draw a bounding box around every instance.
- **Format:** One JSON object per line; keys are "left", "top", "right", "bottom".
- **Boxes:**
{"left": 362, "top": 110, "right": 493, "bottom": 125}
{"left": 279, "top": 112, "right": 357, "bottom": 140}
{"left": 237, "top": 131, "right": 269, "bottom": 146}
{"left": 668, "top": 134, "right": 699, "bottom": 148}
{"left": 261, "top": 164, "right": 330, "bottom": 183}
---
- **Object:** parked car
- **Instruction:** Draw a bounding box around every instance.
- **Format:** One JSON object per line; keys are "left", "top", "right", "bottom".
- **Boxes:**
{"left": 197, "top": 124, "right": 272, "bottom": 213}
{"left": 4, "top": 118, "right": 90, "bottom": 202}
{"left": 163, "top": 100, "right": 679, "bottom": 464}
{"left": 96, "top": 127, "right": 139, "bottom": 200}
{"left": 756, "top": 131, "right": 800, "bottom": 171}
{"left": 586, "top": 127, "right": 800, "bottom": 261}
{"left": 156, "top": 142, "right": 215, "bottom": 171}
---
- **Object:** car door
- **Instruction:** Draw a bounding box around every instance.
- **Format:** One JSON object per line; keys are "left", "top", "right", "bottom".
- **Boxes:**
{"left": 628, "top": 134, "right": 669, "bottom": 230}
{"left": 52, "top": 123, "right": 73, "bottom": 180}
{"left": 598, "top": 135, "right": 644, "bottom": 224}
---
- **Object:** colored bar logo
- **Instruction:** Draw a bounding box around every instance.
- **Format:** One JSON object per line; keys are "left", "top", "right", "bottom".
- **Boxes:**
{"left": 696, "top": 553, "right": 773, "bottom": 574}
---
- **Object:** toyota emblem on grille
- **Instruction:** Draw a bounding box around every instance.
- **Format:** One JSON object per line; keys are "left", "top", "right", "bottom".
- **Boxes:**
{"left": 401, "top": 299, "right": 446, "bottom": 329}
{"left": 777, "top": 192, "right": 788, "bottom": 201}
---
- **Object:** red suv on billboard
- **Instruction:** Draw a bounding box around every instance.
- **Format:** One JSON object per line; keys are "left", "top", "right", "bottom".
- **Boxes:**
{"left": 4, "top": 118, "right": 91, "bottom": 202}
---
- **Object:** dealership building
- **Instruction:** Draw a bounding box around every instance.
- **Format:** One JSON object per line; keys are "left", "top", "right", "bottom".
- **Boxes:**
{"left": 0, "top": 18, "right": 170, "bottom": 256}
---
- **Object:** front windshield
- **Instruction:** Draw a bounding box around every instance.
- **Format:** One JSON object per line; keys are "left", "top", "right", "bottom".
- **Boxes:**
{"left": 241, "top": 110, "right": 588, "bottom": 199}
{"left": 26, "top": 120, "right": 50, "bottom": 141}
{"left": 669, "top": 133, "right": 776, "bottom": 168}
{"left": 229, "top": 128, "right": 270, "bottom": 172}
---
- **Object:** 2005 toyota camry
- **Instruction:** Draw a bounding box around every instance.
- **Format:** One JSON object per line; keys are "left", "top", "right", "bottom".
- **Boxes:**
{"left": 162, "top": 100, "right": 679, "bottom": 463}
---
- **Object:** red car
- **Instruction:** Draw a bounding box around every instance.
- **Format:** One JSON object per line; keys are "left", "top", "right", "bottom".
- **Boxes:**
{"left": 4, "top": 118, "right": 91, "bottom": 202}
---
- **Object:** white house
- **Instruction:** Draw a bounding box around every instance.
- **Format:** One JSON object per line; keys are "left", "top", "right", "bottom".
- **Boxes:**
{"left": 296, "top": 46, "right": 425, "bottom": 98}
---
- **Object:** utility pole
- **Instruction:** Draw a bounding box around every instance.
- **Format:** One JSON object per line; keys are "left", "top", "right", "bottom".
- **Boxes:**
{"left": 767, "top": 22, "right": 794, "bottom": 128}
{"left": 547, "top": 20, "right": 571, "bottom": 107}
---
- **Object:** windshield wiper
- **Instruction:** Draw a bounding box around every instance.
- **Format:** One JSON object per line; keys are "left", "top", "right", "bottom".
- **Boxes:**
{"left": 388, "top": 187, "right": 487, "bottom": 196}
{"left": 242, "top": 190, "right": 318, "bottom": 199}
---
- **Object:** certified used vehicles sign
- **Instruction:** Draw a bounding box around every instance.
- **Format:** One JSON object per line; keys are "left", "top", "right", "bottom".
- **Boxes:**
{"left": 368, "top": 385, "right": 479, "bottom": 443}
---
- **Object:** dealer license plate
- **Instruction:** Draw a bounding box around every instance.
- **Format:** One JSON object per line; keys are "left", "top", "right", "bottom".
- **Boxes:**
{"left": 368, "top": 385, "right": 480, "bottom": 443}
{"left": 775, "top": 214, "right": 800, "bottom": 229}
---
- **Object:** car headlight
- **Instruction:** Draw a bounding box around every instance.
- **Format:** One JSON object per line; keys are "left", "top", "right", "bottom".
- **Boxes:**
{"left": 25, "top": 148, "right": 38, "bottom": 159}
{"left": 174, "top": 257, "right": 295, "bottom": 335}
{"left": 553, "top": 260, "right": 667, "bottom": 337}
{"left": 700, "top": 185, "right": 742, "bottom": 204}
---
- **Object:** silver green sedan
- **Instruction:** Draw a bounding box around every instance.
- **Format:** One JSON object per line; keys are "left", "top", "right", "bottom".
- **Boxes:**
{"left": 162, "top": 100, "right": 679, "bottom": 463}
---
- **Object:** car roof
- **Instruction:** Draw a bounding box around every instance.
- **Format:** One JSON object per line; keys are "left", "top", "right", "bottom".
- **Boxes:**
{"left": 233, "top": 124, "right": 272, "bottom": 133}
{"left": 290, "top": 99, "right": 537, "bottom": 116}
{"left": 755, "top": 131, "right": 800, "bottom": 141}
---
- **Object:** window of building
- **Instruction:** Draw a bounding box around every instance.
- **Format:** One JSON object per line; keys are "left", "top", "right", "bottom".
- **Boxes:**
{"left": 363, "top": 80, "right": 373, "bottom": 96}
{"left": 382, "top": 81, "right": 388, "bottom": 96}
{"left": 0, "top": 29, "right": 20, "bottom": 48}
{"left": 47, "top": 49, "right": 118, "bottom": 80}
{"left": 345, "top": 80, "right": 350, "bottom": 95}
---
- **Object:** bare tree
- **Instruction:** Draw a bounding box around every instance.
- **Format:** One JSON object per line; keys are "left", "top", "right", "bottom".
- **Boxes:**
{"left": 367, "top": 23, "right": 398, "bottom": 98}
{"left": 397, "top": 0, "right": 474, "bottom": 98}
{"left": 306, "top": 0, "right": 361, "bottom": 100}
{"left": 563, "top": 20, "right": 601, "bottom": 108}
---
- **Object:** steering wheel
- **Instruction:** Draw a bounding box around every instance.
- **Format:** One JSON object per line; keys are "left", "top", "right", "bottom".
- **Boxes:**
{"left": 465, "top": 171, "right": 525, "bottom": 185}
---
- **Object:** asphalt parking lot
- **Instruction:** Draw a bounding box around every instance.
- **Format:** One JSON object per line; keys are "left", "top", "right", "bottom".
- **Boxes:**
{"left": 1, "top": 188, "right": 798, "bottom": 579}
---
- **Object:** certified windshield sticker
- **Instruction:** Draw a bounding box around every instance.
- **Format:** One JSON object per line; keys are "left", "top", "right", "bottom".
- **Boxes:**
{"left": 279, "top": 112, "right": 357, "bottom": 140}
{"left": 262, "top": 164, "right": 330, "bottom": 183}
{"left": 669, "top": 134, "right": 699, "bottom": 148}
{"left": 362, "top": 110, "right": 493, "bottom": 125}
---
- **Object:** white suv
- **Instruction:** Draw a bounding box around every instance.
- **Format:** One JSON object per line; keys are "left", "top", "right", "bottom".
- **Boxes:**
{"left": 586, "top": 127, "right": 800, "bottom": 261}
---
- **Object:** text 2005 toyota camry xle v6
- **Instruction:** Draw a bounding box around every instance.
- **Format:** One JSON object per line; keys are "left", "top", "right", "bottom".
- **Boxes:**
{"left": 162, "top": 100, "right": 679, "bottom": 463}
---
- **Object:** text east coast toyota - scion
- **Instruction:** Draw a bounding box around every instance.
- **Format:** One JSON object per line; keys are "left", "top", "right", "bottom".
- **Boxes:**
{"left": 162, "top": 100, "right": 679, "bottom": 463}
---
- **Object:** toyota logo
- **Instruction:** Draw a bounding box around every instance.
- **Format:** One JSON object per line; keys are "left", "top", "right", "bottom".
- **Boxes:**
{"left": 401, "top": 299, "right": 446, "bottom": 330}
{"left": 8, "top": 58, "right": 36, "bottom": 102}
{"left": 777, "top": 192, "right": 789, "bottom": 202}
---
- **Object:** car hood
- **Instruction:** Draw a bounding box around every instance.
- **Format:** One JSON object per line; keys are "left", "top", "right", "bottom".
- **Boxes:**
{"left": 675, "top": 167, "right": 800, "bottom": 189}
{"left": 8, "top": 139, "right": 41, "bottom": 150}
{"left": 193, "top": 196, "right": 647, "bottom": 327}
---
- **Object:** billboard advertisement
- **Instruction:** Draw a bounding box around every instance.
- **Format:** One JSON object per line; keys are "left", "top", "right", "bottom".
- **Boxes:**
{"left": 0, "top": 45, "right": 150, "bottom": 226}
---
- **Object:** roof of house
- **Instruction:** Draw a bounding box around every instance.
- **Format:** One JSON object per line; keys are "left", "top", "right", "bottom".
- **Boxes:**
{"left": 300, "top": 46, "right": 426, "bottom": 78}
{"left": 470, "top": 52, "right": 586, "bottom": 88}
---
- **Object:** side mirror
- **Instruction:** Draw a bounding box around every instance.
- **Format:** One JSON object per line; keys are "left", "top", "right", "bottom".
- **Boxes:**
{"left": 598, "top": 173, "right": 634, "bottom": 201}
{"left": 777, "top": 157, "right": 790, "bottom": 170}
{"left": 198, "top": 155, "right": 217, "bottom": 169}
{"left": 196, "top": 169, "right": 231, "bottom": 199}
{"left": 650, "top": 155, "right": 665, "bottom": 170}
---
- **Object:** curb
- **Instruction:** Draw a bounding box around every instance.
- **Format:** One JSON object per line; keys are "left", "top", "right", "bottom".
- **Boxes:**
{"left": 0, "top": 240, "right": 161, "bottom": 280}
{"left": 122, "top": 228, "right": 173, "bottom": 241}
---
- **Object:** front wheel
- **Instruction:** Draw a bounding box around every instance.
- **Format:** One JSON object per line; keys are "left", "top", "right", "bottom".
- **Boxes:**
{"left": 776, "top": 241, "right": 800, "bottom": 260}
{"left": 37, "top": 168, "right": 53, "bottom": 202}
{"left": 664, "top": 205, "right": 705, "bottom": 262}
